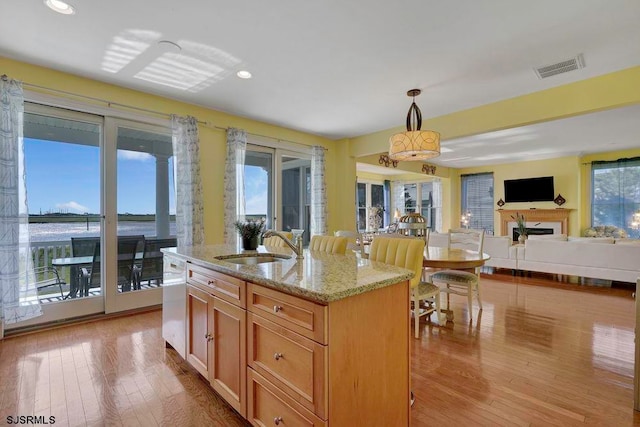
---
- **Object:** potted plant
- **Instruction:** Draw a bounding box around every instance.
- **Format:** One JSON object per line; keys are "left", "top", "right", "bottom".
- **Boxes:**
{"left": 512, "top": 212, "right": 527, "bottom": 243}
{"left": 234, "top": 218, "right": 266, "bottom": 250}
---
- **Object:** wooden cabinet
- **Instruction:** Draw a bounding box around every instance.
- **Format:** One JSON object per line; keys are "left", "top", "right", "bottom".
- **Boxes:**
{"left": 185, "top": 260, "right": 410, "bottom": 426}
{"left": 186, "top": 266, "right": 247, "bottom": 417}
{"left": 186, "top": 285, "right": 210, "bottom": 378}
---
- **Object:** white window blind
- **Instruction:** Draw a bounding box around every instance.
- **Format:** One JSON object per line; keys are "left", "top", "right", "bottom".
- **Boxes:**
{"left": 591, "top": 157, "right": 640, "bottom": 234}
{"left": 461, "top": 173, "right": 494, "bottom": 234}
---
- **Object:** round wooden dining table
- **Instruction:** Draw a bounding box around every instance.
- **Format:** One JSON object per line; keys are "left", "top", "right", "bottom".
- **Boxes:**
{"left": 423, "top": 247, "right": 491, "bottom": 270}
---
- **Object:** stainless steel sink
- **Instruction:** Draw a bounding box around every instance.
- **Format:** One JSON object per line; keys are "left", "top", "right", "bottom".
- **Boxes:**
{"left": 215, "top": 254, "right": 290, "bottom": 265}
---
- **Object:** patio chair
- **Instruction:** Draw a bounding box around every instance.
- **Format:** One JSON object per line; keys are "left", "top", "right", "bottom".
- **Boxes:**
{"left": 117, "top": 236, "right": 143, "bottom": 292}
{"left": 31, "top": 266, "right": 67, "bottom": 300}
{"left": 79, "top": 236, "right": 141, "bottom": 295}
{"left": 71, "top": 236, "right": 100, "bottom": 257}
{"left": 134, "top": 237, "right": 176, "bottom": 289}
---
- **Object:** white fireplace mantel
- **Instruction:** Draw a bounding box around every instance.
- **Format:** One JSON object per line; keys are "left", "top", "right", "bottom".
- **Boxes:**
{"left": 498, "top": 209, "right": 573, "bottom": 236}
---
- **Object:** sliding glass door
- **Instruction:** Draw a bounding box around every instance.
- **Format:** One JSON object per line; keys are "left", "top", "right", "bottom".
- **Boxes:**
{"left": 244, "top": 145, "right": 310, "bottom": 245}
{"left": 107, "top": 119, "right": 174, "bottom": 313}
{"left": 18, "top": 103, "right": 105, "bottom": 325}
{"left": 11, "top": 104, "right": 174, "bottom": 328}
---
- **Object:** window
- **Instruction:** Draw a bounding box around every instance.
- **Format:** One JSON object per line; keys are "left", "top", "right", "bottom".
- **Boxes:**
{"left": 400, "top": 182, "right": 438, "bottom": 230}
{"left": 461, "top": 173, "right": 494, "bottom": 234}
{"left": 356, "top": 181, "right": 387, "bottom": 231}
{"left": 591, "top": 158, "right": 640, "bottom": 235}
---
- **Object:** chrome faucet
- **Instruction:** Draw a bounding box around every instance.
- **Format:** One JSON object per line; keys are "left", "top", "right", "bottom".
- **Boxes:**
{"left": 263, "top": 230, "right": 304, "bottom": 259}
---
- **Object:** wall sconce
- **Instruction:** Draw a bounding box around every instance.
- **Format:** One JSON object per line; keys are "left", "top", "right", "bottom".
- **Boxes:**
{"left": 461, "top": 211, "right": 472, "bottom": 229}
{"left": 422, "top": 164, "right": 437, "bottom": 175}
{"left": 379, "top": 154, "right": 398, "bottom": 168}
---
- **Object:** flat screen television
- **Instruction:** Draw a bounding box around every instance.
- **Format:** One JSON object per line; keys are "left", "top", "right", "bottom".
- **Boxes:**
{"left": 504, "top": 176, "right": 554, "bottom": 203}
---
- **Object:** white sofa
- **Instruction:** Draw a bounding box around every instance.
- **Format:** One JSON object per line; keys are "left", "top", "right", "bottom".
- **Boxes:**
{"left": 516, "top": 235, "right": 640, "bottom": 283}
{"left": 429, "top": 232, "right": 640, "bottom": 283}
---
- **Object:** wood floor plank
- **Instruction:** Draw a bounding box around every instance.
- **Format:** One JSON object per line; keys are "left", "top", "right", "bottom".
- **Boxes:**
{"left": 0, "top": 270, "right": 638, "bottom": 425}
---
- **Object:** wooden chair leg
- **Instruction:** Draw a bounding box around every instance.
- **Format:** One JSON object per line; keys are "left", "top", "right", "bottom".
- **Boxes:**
{"left": 414, "top": 296, "right": 420, "bottom": 339}
{"left": 467, "top": 288, "right": 473, "bottom": 321}
{"left": 476, "top": 282, "right": 483, "bottom": 310}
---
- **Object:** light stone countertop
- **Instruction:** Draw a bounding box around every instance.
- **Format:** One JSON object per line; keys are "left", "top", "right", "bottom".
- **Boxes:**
{"left": 162, "top": 244, "right": 414, "bottom": 304}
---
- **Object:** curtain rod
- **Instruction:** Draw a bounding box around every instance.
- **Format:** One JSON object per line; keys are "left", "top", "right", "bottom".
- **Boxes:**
{"left": 6, "top": 74, "right": 324, "bottom": 151}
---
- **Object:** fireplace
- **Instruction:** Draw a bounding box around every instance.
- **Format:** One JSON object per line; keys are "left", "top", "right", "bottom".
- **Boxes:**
{"left": 498, "top": 209, "right": 572, "bottom": 237}
{"left": 512, "top": 227, "right": 554, "bottom": 242}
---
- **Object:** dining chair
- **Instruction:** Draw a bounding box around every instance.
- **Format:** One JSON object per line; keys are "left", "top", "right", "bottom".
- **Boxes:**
{"left": 134, "top": 237, "right": 177, "bottom": 289}
{"left": 430, "top": 228, "right": 485, "bottom": 321}
{"left": 369, "top": 236, "right": 441, "bottom": 338}
{"left": 334, "top": 230, "right": 362, "bottom": 255}
{"left": 262, "top": 231, "right": 293, "bottom": 247}
{"left": 308, "top": 235, "right": 348, "bottom": 254}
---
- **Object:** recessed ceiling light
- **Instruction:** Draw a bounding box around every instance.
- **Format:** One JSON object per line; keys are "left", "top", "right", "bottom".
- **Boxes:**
{"left": 44, "top": 0, "right": 75, "bottom": 15}
{"left": 236, "top": 70, "right": 252, "bottom": 79}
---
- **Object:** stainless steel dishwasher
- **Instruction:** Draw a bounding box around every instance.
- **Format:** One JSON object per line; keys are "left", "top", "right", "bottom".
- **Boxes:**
{"left": 162, "top": 251, "right": 186, "bottom": 358}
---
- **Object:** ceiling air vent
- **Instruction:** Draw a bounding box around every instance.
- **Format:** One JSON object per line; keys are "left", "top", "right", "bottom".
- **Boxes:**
{"left": 534, "top": 54, "right": 585, "bottom": 79}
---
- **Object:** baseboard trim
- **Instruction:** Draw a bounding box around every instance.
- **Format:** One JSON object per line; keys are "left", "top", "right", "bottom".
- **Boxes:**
{"left": 3, "top": 305, "right": 162, "bottom": 339}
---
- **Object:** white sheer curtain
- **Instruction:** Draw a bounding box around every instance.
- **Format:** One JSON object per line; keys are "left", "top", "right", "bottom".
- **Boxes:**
{"left": 433, "top": 179, "right": 443, "bottom": 232}
{"left": 310, "top": 146, "right": 327, "bottom": 236}
{"left": 224, "top": 128, "right": 247, "bottom": 246}
{"left": 0, "top": 76, "right": 41, "bottom": 328}
{"left": 171, "top": 115, "right": 205, "bottom": 247}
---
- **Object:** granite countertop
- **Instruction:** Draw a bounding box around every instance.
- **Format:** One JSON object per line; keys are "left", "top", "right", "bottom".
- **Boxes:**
{"left": 162, "top": 244, "right": 414, "bottom": 304}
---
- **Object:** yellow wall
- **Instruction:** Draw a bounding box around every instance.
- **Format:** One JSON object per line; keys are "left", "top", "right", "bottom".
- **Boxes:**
{"left": 0, "top": 57, "right": 339, "bottom": 242}
{"left": 457, "top": 157, "right": 581, "bottom": 235}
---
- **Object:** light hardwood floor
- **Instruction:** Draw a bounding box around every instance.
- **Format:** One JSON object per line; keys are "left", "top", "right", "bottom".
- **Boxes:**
{"left": 1, "top": 272, "right": 639, "bottom": 426}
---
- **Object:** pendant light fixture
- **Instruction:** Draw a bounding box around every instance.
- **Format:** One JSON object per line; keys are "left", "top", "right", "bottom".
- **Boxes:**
{"left": 389, "top": 89, "right": 440, "bottom": 161}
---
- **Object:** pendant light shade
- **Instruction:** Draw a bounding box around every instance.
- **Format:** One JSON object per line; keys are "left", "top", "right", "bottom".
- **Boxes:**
{"left": 389, "top": 89, "right": 440, "bottom": 161}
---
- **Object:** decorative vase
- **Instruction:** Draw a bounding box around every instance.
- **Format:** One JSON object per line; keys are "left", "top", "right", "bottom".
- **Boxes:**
{"left": 242, "top": 236, "right": 259, "bottom": 250}
{"left": 518, "top": 234, "right": 526, "bottom": 244}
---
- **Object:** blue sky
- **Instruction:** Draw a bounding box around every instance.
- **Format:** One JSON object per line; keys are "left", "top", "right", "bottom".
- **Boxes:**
{"left": 244, "top": 165, "right": 268, "bottom": 216}
{"left": 25, "top": 138, "right": 175, "bottom": 215}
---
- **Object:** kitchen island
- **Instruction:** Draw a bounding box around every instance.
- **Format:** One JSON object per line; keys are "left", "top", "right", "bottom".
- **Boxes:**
{"left": 163, "top": 244, "right": 414, "bottom": 427}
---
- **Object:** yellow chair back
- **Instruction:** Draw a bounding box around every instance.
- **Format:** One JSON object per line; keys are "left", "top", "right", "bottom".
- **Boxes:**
{"left": 263, "top": 231, "right": 293, "bottom": 247}
{"left": 309, "top": 235, "right": 348, "bottom": 254}
{"left": 369, "top": 237, "right": 425, "bottom": 288}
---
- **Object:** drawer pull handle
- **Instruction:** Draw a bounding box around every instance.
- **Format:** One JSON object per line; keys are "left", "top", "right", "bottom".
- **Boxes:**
{"left": 205, "top": 333, "right": 214, "bottom": 342}
{"left": 273, "top": 305, "right": 283, "bottom": 313}
{"left": 274, "top": 352, "right": 284, "bottom": 361}
{"left": 207, "top": 280, "right": 216, "bottom": 286}
{"left": 274, "top": 416, "right": 283, "bottom": 425}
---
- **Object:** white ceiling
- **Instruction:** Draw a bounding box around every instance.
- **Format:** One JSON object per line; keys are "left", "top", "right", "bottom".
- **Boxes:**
{"left": 1, "top": 0, "right": 639, "bottom": 167}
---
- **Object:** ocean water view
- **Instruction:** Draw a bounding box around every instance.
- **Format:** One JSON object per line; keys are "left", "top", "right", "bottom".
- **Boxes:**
{"left": 29, "top": 221, "right": 177, "bottom": 242}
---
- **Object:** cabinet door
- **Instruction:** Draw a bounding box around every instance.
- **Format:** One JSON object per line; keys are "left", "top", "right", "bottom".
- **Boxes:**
{"left": 186, "top": 285, "right": 211, "bottom": 378}
{"left": 210, "top": 296, "right": 247, "bottom": 417}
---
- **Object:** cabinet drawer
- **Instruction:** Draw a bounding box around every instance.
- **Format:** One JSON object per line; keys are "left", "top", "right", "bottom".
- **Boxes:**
{"left": 247, "top": 369, "right": 326, "bottom": 427}
{"left": 187, "top": 263, "right": 246, "bottom": 308}
{"left": 248, "top": 313, "right": 326, "bottom": 419}
{"left": 248, "top": 283, "right": 326, "bottom": 344}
